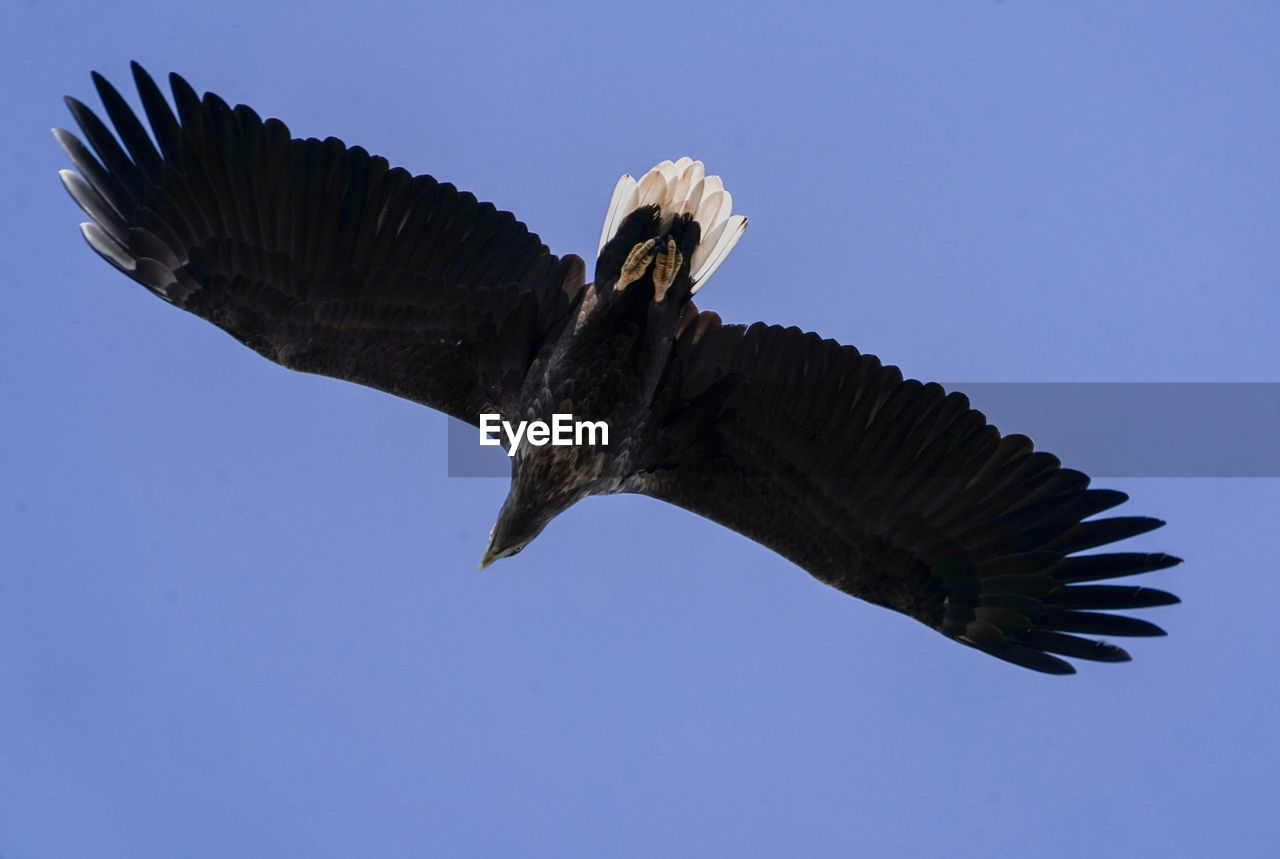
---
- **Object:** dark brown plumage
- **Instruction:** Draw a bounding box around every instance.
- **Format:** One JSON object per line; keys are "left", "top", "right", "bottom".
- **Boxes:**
{"left": 58, "top": 64, "right": 1180, "bottom": 675}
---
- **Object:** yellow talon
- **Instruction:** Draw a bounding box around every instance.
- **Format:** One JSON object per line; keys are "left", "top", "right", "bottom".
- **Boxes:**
{"left": 615, "top": 238, "right": 656, "bottom": 292}
{"left": 652, "top": 239, "right": 682, "bottom": 303}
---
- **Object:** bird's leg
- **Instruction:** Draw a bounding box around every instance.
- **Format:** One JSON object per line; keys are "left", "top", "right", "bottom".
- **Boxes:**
{"left": 652, "top": 238, "right": 682, "bottom": 303}
{"left": 615, "top": 238, "right": 656, "bottom": 293}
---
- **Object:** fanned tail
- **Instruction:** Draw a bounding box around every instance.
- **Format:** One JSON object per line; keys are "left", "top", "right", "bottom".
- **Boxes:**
{"left": 598, "top": 157, "right": 747, "bottom": 293}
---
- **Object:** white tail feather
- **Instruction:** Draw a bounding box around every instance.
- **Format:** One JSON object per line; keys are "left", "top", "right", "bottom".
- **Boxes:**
{"left": 690, "top": 215, "right": 747, "bottom": 287}
{"left": 597, "top": 158, "right": 746, "bottom": 293}
{"left": 598, "top": 173, "right": 637, "bottom": 257}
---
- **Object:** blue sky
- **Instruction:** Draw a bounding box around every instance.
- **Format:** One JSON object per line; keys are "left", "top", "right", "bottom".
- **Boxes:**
{"left": 3, "top": 2, "right": 1278, "bottom": 856}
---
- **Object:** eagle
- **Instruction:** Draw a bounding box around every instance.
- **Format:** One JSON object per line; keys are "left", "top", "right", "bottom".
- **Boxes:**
{"left": 56, "top": 63, "right": 1180, "bottom": 675}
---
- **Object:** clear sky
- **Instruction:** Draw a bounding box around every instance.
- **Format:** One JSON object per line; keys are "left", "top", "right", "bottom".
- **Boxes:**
{"left": 3, "top": 2, "right": 1278, "bottom": 856}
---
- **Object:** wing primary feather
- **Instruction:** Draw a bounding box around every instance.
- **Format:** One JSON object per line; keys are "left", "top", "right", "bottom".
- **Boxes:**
{"left": 1056, "top": 552, "right": 1182, "bottom": 583}
{"left": 131, "top": 62, "right": 183, "bottom": 164}
{"left": 64, "top": 97, "right": 144, "bottom": 210}
{"left": 960, "top": 638, "right": 1076, "bottom": 675}
{"left": 79, "top": 221, "right": 137, "bottom": 272}
{"left": 1037, "top": 611, "right": 1167, "bottom": 637}
{"left": 91, "top": 71, "right": 164, "bottom": 183}
{"left": 59, "top": 169, "right": 129, "bottom": 244}
{"left": 1050, "top": 517, "right": 1167, "bottom": 554}
{"left": 1016, "top": 631, "right": 1131, "bottom": 663}
{"left": 1054, "top": 584, "right": 1180, "bottom": 610}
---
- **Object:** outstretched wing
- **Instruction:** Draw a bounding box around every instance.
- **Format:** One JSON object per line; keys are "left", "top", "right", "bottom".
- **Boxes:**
{"left": 56, "top": 63, "right": 585, "bottom": 424}
{"left": 635, "top": 317, "right": 1180, "bottom": 674}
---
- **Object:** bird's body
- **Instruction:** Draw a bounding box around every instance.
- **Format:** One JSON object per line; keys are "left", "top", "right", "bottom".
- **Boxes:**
{"left": 485, "top": 159, "right": 746, "bottom": 564}
{"left": 58, "top": 64, "right": 1180, "bottom": 674}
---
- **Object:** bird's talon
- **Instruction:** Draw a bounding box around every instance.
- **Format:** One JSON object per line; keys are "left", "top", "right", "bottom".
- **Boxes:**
{"left": 615, "top": 238, "right": 656, "bottom": 292}
{"left": 652, "top": 238, "right": 682, "bottom": 302}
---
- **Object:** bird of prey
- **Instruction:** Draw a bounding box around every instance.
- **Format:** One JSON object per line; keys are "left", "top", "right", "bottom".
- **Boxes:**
{"left": 56, "top": 63, "right": 1180, "bottom": 675}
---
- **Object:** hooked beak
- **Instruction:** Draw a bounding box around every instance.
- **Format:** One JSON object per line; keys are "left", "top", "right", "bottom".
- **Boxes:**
{"left": 479, "top": 524, "right": 501, "bottom": 570}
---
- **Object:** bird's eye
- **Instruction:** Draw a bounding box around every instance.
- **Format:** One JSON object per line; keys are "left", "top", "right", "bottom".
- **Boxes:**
{"left": 508, "top": 545, "right": 523, "bottom": 556}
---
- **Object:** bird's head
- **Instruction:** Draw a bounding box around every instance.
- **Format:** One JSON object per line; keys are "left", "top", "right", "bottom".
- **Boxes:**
{"left": 479, "top": 501, "right": 550, "bottom": 569}
{"left": 478, "top": 447, "right": 593, "bottom": 569}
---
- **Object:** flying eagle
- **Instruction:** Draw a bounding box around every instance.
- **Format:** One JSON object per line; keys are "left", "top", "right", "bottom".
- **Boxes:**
{"left": 56, "top": 64, "right": 1180, "bottom": 675}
